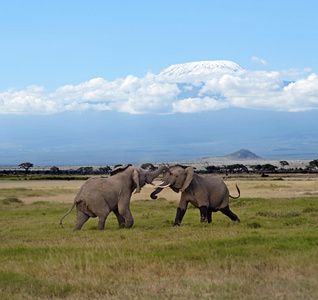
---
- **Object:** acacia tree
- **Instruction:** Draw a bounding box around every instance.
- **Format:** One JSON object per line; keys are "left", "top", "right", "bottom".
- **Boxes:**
{"left": 99, "top": 166, "right": 111, "bottom": 174}
{"left": 250, "top": 164, "right": 262, "bottom": 172}
{"left": 225, "top": 164, "right": 248, "bottom": 173}
{"left": 77, "top": 167, "right": 94, "bottom": 175}
{"left": 50, "top": 166, "right": 60, "bottom": 174}
{"left": 280, "top": 161, "right": 289, "bottom": 168}
{"left": 309, "top": 159, "right": 318, "bottom": 170}
{"left": 19, "top": 162, "right": 34, "bottom": 174}
{"left": 261, "top": 164, "right": 278, "bottom": 172}
{"left": 206, "top": 165, "right": 221, "bottom": 173}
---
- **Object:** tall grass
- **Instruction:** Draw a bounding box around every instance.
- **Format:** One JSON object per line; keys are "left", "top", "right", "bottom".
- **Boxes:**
{"left": 0, "top": 195, "right": 317, "bottom": 299}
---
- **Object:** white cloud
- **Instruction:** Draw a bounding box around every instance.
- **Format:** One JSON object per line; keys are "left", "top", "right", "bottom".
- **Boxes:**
{"left": 0, "top": 86, "right": 60, "bottom": 114}
{"left": 251, "top": 56, "right": 268, "bottom": 66}
{"left": 172, "top": 97, "right": 229, "bottom": 113}
{"left": 1, "top": 63, "right": 318, "bottom": 114}
{"left": 280, "top": 67, "right": 312, "bottom": 79}
{"left": 282, "top": 73, "right": 318, "bottom": 111}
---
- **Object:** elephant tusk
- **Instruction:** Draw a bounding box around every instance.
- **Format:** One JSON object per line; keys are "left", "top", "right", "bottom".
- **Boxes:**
{"left": 150, "top": 182, "right": 170, "bottom": 188}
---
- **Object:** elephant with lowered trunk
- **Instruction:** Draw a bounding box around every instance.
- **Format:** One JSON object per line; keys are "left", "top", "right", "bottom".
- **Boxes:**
{"left": 60, "top": 165, "right": 168, "bottom": 230}
{"left": 151, "top": 166, "right": 240, "bottom": 226}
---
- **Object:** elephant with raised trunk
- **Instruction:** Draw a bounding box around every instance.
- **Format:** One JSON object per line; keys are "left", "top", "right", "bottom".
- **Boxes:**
{"left": 60, "top": 165, "right": 168, "bottom": 230}
{"left": 150, "top": 166, "right": 240, "bottom": 226}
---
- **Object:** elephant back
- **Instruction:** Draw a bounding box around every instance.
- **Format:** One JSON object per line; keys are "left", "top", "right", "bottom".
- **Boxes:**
{"left": 110, "top": 164, "right": 132, "bottom": 176}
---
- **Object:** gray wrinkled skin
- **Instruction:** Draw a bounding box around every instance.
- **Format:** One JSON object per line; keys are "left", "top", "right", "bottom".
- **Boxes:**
{"left": 151, "top": 166, "right": 240, "bottom": 226}
{"left": 60, "top": 165, "right": 168, "bottom": 230}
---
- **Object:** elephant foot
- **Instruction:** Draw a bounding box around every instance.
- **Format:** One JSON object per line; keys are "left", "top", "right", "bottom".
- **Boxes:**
{"left": 125, "top": 220, "right": 134, "bottom": 228}
{"left": 96, "top": 222, "right": 106, "bottom": 230}
{"left": 200, "top": 206, "right": 208, "bottom": 223}
{"left": 174, "top": 208, "right": 185, "bottom": 226}
{"left": 220, "top": 206, "right": 240, "bottom": 223}
{"left": 231, "top": 214, "right": 240, "bottom": 222}
{"left": 208, "top": 207, "right": 213, "bottom": 223}
{"left": 119, "top": 223, "right": 126, "bottom": 229}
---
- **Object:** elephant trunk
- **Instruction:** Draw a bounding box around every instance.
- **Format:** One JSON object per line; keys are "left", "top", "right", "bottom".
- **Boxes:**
{"left": 145, "top": 166, "right": 169, "bottom": 184}
{"left": 150, "top": 188, "right": 162, "bottom": 200}
{"left": 150, "top": 177, "right": 171, "bottom": 199}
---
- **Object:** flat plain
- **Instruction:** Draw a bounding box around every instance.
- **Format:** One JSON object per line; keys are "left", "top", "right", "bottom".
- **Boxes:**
{"left": 0, "top": 173, "right": 317, "bottom": 299}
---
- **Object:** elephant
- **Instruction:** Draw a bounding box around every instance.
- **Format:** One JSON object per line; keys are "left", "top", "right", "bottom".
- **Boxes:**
{"left": 150, "top": 166, "right": 240, "bottom": 226}
{"left": 60, "top": 165, "right": 168, "bottom": 230}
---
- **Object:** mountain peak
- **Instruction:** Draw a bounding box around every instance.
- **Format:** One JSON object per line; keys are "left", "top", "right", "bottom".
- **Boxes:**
{"left": 158, "top": 60, "right": 244, "bottom": 78}
{"left": 226, "top": 149, "right": 262, "bottom": 160}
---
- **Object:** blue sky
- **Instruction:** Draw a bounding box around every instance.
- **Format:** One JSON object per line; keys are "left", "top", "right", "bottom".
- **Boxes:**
{"left": 1, "top": 0, "right": 318, "bottom": 166}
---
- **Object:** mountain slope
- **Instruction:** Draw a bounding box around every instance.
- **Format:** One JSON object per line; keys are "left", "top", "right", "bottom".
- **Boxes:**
{"left": 156, "top": 60, "right": 245, "bottom": 108}
{"left": 158, "top": 149, "right": 265, "bottom": 170}
{"left": 225, "top": 149, "right": 262, "bottom": 160}
{"left": 158, "top": 60, "right": 244, "bottom": 79}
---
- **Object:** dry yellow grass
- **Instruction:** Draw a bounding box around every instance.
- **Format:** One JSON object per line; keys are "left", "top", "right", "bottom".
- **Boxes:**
{"left": 1, "top": 174, "right": 318, "bottom": 204}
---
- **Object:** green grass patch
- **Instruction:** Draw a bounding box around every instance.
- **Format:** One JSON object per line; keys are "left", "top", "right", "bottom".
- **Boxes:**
{"left": 0, "top": 196, "right": 317, "bottom": 299}
{"left": 0, "top": 197, "right": 23, "bottom": 205}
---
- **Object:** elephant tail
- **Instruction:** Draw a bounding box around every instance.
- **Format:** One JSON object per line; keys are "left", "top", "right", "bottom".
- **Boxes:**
{"left": 229, "top": 184, "right": 240, "bottom": 199}
{"left": 59, "top": 202, "right": 76, "bottom": 227}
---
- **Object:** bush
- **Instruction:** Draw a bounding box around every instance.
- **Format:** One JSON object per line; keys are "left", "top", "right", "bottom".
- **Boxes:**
{"left": 1, "top": 197, "right": 23, "bottom": 205}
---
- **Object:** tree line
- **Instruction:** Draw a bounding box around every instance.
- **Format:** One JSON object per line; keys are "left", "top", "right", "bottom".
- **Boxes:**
{"left": 1, "top": 160, "right": 317, "bottom": 177}
{"left": 0, "top": 163, "right": 112, "bottom": 176}
{"left": 205, "top": 160, "right": 318, "bottom": 174}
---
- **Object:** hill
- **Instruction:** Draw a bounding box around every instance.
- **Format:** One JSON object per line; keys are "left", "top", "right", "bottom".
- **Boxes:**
{"left": 225, "top": 149, "right": 262, "bottom": 160}
{"left": 158, "top": 149, "right": 311, "bottom": 171}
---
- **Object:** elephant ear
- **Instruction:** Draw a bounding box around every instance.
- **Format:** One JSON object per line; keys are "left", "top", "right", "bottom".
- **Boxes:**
{"left": 181, "top": 167, "right": 194, "bottom": 192}
{"left": 133, "top": 168, "right": 141, "bottom": 194}
{"left": 110, "top": 164, "right": 131, "bottom": 176}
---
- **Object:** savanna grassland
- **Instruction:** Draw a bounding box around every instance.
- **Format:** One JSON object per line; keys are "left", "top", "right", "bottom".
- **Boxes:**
{"left": 0, "top": 175, "right": 318, "bottom": 299}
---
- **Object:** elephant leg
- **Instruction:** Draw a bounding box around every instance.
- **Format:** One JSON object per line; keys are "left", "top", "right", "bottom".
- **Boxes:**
{"left": 74, "top": 210, "right": 90, "bottom": 231}
{"left": 220, "top": 205, "right": 240, "bottom": 222}
{"left": 174, "top": 207, "right": 187, "bottom": 226}
{"left": 207, "top": 207, "right": 213, "bottom": 223}
{"left": 118, "top": 206, "right": 134, "bottom": 228}
{"left": 113, "top": 208, "right": 126, "bottom": 229}
{"left": 199, "top": 206, "right": 208, "bottom": 223}
{"left": 96, "top": 209, "right": 111, "bottom": 230}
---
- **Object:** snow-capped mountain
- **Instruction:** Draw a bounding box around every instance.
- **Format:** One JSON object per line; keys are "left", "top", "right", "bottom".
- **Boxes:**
{"left": 155, "top": 60, "right": 245, "bottom": 103}
{"left": 158, "top": 60, "right": 244, "bottom": 79}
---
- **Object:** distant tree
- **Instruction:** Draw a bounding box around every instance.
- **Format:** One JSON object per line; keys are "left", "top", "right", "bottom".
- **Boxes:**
{"left": 261, "top": 164, "right": 278, "bottom": 172}
{"left": 19, "top": 162, "right": 34, "bottom": 174}
{"left": 309, "top": 159, "right": 318, "bottom": 169}
{"left": 206, "top": 165, "right": 221, "bottom": 173}
{"left": 225, "top": 164, "right": 248, "bottom": 173}
{"left": 280, "top": 161, "right": 289, "bottom": 168}
{"left": 76, "top": 167, "right": 84, "bottom": 174}
{"left": 251, "top": 164, "right": 262, "bottom": 172}
{"left": 77, "top": 167, "right": 94, "bottom": 175}
{"left": 99, "top": 166, "right": 111, "bottom": 174}
{"left": 141, "top": 163, "right": 156, "bottom": 171}
{"left": 50, "top": 166, "right": 60, "bottom": 174}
